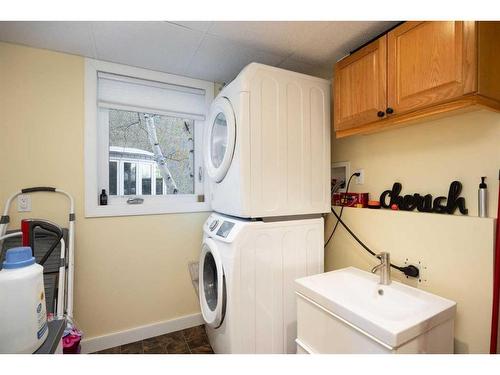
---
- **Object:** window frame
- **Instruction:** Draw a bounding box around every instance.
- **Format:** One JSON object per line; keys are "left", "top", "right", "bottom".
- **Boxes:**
{"left": 84, "top": 58, "right": 214, "bottom": 217}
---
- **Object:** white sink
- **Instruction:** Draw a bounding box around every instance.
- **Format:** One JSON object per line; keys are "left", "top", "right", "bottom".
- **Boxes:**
{"left": 295, "top": 267, "right": 456, "bottom": 349}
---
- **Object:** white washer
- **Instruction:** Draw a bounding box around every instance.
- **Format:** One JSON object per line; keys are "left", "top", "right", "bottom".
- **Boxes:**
{"left": 204, "top": 63, "right": 331, "bottom": 218}
{"left": 198, "top": 212, "right": 324, "bottom": 353}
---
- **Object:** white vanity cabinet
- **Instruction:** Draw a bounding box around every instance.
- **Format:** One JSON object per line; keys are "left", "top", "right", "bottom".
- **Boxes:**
{"left": 294, "top": 267, "right": 456, "bottom": 354}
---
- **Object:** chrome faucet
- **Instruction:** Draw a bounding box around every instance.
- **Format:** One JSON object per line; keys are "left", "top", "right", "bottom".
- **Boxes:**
{"left": 371, "top": 252, "right": 391, "bottom": 285}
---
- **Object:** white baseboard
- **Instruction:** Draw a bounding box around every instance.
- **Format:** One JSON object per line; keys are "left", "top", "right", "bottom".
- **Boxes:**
{"left": 80, "top": 313, "right": 204, "bottom": 354}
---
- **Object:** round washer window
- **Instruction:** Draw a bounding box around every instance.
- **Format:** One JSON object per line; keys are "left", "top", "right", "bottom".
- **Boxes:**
{"left": 210, "top": 112, "right": 228, "bottom": 169}
{"left": 203, "top": 251, "right": 218, "bottom": 311}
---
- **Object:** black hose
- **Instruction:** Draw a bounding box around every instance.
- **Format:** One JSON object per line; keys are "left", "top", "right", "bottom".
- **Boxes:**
{"left": 324, "top": 173, "right": 357, "bottom": 248}
{"left": 330, "top": 208, "right": 376, "bottom": 256}
{"left": 330, "top": 208, "right": 419, "bottom": 278}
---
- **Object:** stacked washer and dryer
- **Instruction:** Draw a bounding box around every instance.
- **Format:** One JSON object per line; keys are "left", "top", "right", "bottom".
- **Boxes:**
{"left": 198, "top": 63, "right": 331, "bottom": 353}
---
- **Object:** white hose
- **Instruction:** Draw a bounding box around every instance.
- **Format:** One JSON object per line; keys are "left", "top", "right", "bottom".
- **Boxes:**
{"left": 65, "top": 220, "right": 75, "bottom": 320}
{"left": 56, "top": 238, "right": 66, "bottom": 320}
{"left": 55, "top": 189, "right": 75, "bottom": 321}
{"left": 0, "top": 232, "right": 22, "bottom": 241}
{"left": 0, "top": 191, "right": 23, "bottom": 247}
{"left": 0, "top": 232, "right": 22, "bottom": 263}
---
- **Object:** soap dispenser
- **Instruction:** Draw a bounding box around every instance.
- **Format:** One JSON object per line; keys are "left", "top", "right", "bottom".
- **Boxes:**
{"left": 478, "top": 177, "right": 487, "bottom": 218}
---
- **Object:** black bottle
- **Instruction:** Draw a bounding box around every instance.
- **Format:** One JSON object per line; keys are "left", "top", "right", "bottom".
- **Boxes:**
{"left": 100, "top": 189, "right": 108, "bottom": 206}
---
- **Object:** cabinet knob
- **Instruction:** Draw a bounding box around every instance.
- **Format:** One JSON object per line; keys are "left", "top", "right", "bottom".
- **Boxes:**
{"left": 386, "top": 107, "right": 394, "bottom": 114}
{"left": 377, "top": 111, "right": 385, "bottom": 118}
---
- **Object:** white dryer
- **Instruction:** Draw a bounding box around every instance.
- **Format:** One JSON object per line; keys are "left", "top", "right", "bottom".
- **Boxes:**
{"left": 198, "top": 213, "right": 324, "bottom": 354}
{"left": 204, "top": 63, "right": 331, "bottom": 219}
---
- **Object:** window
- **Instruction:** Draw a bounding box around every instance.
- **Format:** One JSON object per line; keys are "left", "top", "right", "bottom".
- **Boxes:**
{"left": 85, "top": 59, "right": 214, "bottom": 217}
{"left": 106, "top": 110, "right": 195, "bottom": 196}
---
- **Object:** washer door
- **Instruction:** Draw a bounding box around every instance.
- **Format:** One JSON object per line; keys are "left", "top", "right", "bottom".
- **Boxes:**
{"left": 204, "top": 97, "right": 236, "bottom": 183}
{"left": 199, "top": 238, "right": 226, "bottom": 328}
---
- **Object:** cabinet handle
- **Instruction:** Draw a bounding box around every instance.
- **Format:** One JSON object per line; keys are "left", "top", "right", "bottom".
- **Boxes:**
{"left": 386, "top": 107, "right": 394, "bottom": 115}
{"left": 377, "top": 111, "right": 385, "bottom": 118}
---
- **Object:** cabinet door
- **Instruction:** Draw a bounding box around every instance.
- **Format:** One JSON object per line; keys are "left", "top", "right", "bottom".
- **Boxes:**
{"left": 334, "top": 36, "right": 387, "bottom": 131}
{"left": 387, "top": 21, "right": 476, "bottom": 115}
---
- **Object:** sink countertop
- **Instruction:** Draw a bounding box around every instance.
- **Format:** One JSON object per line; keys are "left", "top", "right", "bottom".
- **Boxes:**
{"left": 295, "top": 267, "right": 457, "bottom": 348}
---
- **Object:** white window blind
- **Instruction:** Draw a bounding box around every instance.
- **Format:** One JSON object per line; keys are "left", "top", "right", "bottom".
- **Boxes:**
{"left": 97, "top": 72, "right": 207, "bottom": 121}
{"left": 85, "top": 59, "right": 213, "bottom": 218}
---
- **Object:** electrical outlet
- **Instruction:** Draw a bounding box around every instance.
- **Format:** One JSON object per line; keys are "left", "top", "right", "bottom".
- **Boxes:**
{"left": 404, "top": 258, "right": 428, "bottom": 284}
{"left": 355, "top": 169, "right": 365, "bottom": 185}
{"left": 17, "top": 194, "right": 32, "bottom": 212}
{"left": 417, "top": 260, "right": 428, "bottom": 284}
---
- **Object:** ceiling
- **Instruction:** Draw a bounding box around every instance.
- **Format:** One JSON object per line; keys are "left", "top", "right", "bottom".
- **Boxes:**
{"left": 0, "top": 21, "right": 399, "bottom": 83}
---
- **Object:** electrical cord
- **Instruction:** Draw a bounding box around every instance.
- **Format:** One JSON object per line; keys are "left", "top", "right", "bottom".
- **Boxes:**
{"left": 330, "top": 209, "right": 419, "bottom": 278}
{"left": 324, "top": 172, "right": 359, "bottom": 248}
{"left": 324, "top": 172, "right": 419, "bottom": 278}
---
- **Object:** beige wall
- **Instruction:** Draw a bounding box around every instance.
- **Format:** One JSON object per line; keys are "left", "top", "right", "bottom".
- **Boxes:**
{"left": 330, "top": 111, "right": 500, "bottom": 217}
{"left": 326, "top": 111, "right": 500, "bottom": 353}
{"left": 0, "top": 42, "right": 208, "bottom": 339}
{"left": 2, "top": 40, "right": 500, "bottom": 353}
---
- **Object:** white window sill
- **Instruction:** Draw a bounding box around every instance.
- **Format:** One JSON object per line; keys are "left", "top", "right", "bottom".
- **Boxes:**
{"left": 85, "top": 200, "right": 211, "bottom": 218}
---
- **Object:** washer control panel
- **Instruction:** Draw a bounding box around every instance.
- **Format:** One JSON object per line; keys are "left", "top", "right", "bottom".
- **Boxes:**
{"left": 216, "top": 221, "right": 235, "bottom": 238}
{"left": 209, "top": 219, "right": 219, "bottom": 231}
{"left": 204, "top": 214, "right": 242, "bottom": 241}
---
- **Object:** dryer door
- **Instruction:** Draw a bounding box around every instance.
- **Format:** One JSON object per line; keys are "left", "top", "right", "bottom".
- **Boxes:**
{"left": 205, "top": 97, "right": 236, "bottom": 183}
{"left": 199, "top": 238, "right": 226, "bottom": 328}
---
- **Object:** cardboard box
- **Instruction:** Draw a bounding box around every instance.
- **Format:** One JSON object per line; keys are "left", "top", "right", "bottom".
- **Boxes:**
{"left": 332, "top": 193, "right": 369, "bottom": 207}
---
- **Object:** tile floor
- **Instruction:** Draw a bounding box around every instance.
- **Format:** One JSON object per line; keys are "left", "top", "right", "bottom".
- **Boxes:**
{"left": 93, "top": 325, "right": 213, "bottom": 354}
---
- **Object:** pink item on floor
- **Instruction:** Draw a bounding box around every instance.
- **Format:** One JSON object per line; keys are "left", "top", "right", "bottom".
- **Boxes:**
{"left": 63, "top": 328, "right": 82, "bottom": 354}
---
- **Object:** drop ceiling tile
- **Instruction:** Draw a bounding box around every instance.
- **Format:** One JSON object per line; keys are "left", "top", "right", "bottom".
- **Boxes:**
{"left": 186, "top": 34, "right": 286, "bottom": 83}
{"left": 168, "top": 21, "right": 213, "bottom": 33}
{"left": 0, "top": 21, "right": 400, "bottom": 83}
{"left": 91, "top": 21, "right": 204, "bottom": 76}
{"left": 206, "top": 21, "right": 331, "bottom": 56}
{"left": 290, "top": 21, "right": 400, "bottom": 65}
{"left": 278, "top": 57, "right": 332, "bottom": 79}
{"left": 0, "top": 21, "right": 96, "bottom": 58}
{"left": 310, "top": 65, "right": 333, "bottom": 79}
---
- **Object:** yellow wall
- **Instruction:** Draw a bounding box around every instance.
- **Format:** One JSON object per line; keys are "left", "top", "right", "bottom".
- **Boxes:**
{"left": 326, "top": 111, "right": 500, "bottom": 353}
{"left": 0, "top": 42, "right": 208, "bottom": 339}
{"left": 2, "top": 41, "right": 500, "bottom": 353}
{"left": 330, "top": 111, "right": 500, "bottom": 218}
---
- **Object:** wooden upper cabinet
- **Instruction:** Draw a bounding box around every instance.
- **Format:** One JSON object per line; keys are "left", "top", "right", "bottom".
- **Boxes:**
{"left": 333, "top": 21, "right": 500, "bottom": 138}
{"left": 387, "top": 21, "right": 476, "bottom": 115}
{"left": 334, "top": 36, "right": 387, "bottom": 130}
